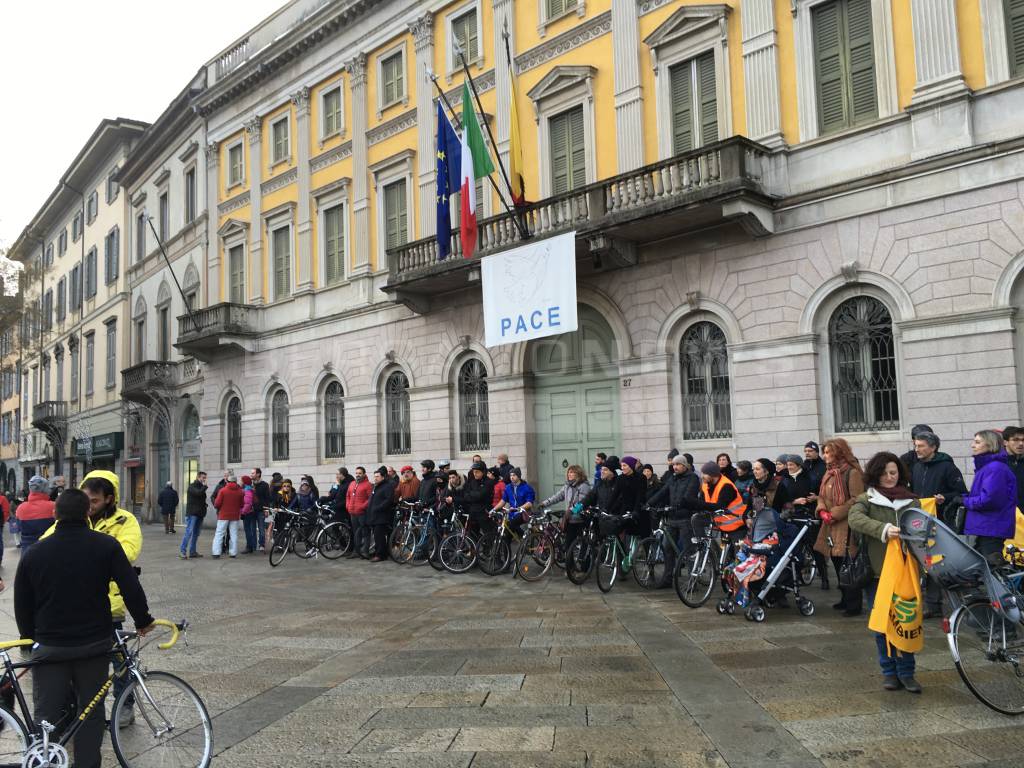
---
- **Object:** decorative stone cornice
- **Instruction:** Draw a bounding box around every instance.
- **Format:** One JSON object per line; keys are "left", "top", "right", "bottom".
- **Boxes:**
{"left": 310, "top": 140, "right": 353, "bottom": 172}
{"left": 244, "top": 116, "right": 262, "bottom": 145}
{"left": 409, "top": 13, "right": 433, "bottom": 50}
{"left": 217, "top": 190, "right": 251, "bottom": 216}
{"left": 154, "top": 168, "right": 171, "bottom": 188}
{"left": 177, "top": 141, "right": 199, "bottom": 163}
{"left": 290, "top": 86, "right": 311, "bottom": 116}
{"left": 515, "top": 11, "right": 611, "bottom": 74}
{"left": 261, "top": 167, "right": 298, "bottom": 196}
{"left": 367, "top": 108, "right": 417, "bottom": 146}
{"left": 637, "top": 0, "right": 673, "bottom": 15}
{"left": 442, "top": 69, "right": 496, "bottom": 104}
{"left": 345, "top": 53, "right": 368, "bottom": 88}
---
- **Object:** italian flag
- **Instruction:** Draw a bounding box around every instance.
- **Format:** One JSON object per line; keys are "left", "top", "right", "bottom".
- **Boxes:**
{"left": 460, "top": 82, "right": 494, "bottom": 259}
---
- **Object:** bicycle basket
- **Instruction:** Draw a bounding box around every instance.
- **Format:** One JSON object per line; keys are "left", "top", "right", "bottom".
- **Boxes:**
{"left": 598, "top": 515, "right": 627, "bottom": 538}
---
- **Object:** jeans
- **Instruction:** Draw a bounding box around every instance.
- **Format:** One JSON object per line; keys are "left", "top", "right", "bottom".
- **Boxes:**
{"left": 256, "top": 511, "right": 266, "bottom": 548}
{"left": 242, "top": 514, "right": 259, "bottom": 551}
{"left": 180, "top": 515, "right": 203, "bottom": 555}
{"left": 351, "top": 515, "right": 369, "bottom": 555}
{"left": 213, "top": 519, "right": 240, "bottom": 556}
{"left": 865, "top": 580, "right": 915, "bottom": 677}
{"left": 112, "top": 621, "right": 135, "bottom": 709}
{"left": 19, "top": 517, "right": 53, "bottom": 550}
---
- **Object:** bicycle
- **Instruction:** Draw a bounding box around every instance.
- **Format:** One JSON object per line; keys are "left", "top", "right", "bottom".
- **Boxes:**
{"left": 0, "top": 619, "right": 212, "bottom": 768}
{"left": 269, "top": 505, "right": 350, "bottom": 566}
{"left": 396, "top": 505, "right": 444, "bottom": 567}
{"left": 477, "top": 507, "right": 526, "bottom": 576}
{"left": 674, "top": 510, "right": 740, "bottom": 608}
{"left": 633, "top": 507, "right": 688, "bottom": 590}
{"left": 594, "top": 512, "right": 639, "bottom": 593}
{"left": 388, "top": 500, "right": 420, "bottom": 563}
{"left": 565, "top": 507, "right": 600, "bottom": 585}
{"left": 437, "top": 509, "right": 478, "bottom": 574}
{"left": 513, "top": 508, "right": 565, "bottom": 581}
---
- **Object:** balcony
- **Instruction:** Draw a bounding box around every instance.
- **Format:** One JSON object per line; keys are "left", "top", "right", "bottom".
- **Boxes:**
{"left": 32, "top": 401, "right": 67, "bottom": 433}
{"left": 384, "top": 137, "right": 776, "bottom": 313}
{"left": 121, "top": 361, "right": 179, "bottom": 406}
{"left": 175, "top": 303, "right": 256, "bottom": 362}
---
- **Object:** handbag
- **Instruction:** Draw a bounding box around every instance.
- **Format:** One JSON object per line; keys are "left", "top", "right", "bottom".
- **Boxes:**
{"left": 838, "top": 532, "right": 872, "bottom": 590}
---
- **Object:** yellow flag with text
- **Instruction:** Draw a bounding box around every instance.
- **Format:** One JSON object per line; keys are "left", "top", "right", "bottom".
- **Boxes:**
{"left": 868, "top": 539, "right": 924, "bottom": 654}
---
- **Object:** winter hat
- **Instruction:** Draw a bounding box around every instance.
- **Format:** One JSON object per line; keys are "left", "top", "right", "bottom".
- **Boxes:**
{"left": 621, "top": 456, "right": 639, "bottom": 471}
{"left": 683, "top": 453, "right": 694, "bottom": 468}
{"left": 471, "top": 461, "right": 487, "bottom": 473}
{"left": 755, "top": 458, "right": 776, "bottom": 477}
{"left": 910, "top": 424, "right": 933, "bottom": 439}
{"left": 400, "top": 465, "right": 414, "bottom": 473}
{"left": 241, "top": 475, "right": 252, "bottom": 486}
{"left": 376, "top": 466, "right": 388, "bottom": 477}
{"left": 603, "top": 455, "right": 621, "bottom": 473}
{"left": 671, "top": 454, "right": 688, "bottom": 467}
{"left": 700, "top": 461, "right": 721, "bottom": 477}
{"left": 509, "top": 466, "right": 523, "bottom": 479}
{"left": 642, "top": 464, "right": 654, "bottom": 474}
{"left": 667, "top": 448, "right": 679, "bottom": 460}
{"left": 783, "top": 454, "right": 803, "bottom": 467}
{"left": 28, "top": 475, "right": 48, "bottom": 493}
{"left": 804, "top": 441, "right": 819, "bottom": 452}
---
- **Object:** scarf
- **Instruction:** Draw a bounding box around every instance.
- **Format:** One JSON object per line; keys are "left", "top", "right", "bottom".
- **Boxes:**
{"left": 822, "top": 460, "right": 851, "bottom": 507}
{"left": 873, "top": 485, "right": 917, "bottom": 502}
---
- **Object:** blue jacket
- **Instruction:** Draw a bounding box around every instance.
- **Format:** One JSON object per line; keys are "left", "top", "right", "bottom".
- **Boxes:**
{"left": 294, "top": 491, "right": 317, "bottom": 512}
{"left": 963, "top": 451, "right": 1017, "bottom": 539}
{"left": 502, "top": 481, "right": 535, "bottom": 510}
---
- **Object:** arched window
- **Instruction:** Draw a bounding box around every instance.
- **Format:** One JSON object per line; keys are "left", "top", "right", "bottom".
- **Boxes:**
{"left": 271, "top": 389, "right": 289, "bottom": 460}
{"left": 324, "top": 381, "right": 345, "bottom": 458}
{"left": 226, "top": 397, "right": 242, "bottom": 464}
{"left": 829, "top": 295, "right": 898, "bottom": 432}
{"left": 181, "top": 406, "right": 200, "bottom": 442}
{"left": 458, "top": 359, "right": 489, "bottom": 451}
{"left": 384, "top": 371, "right": 410, "bottom": 455}
{"left": 680, "top": 321, "right": 732, "bottom": 439}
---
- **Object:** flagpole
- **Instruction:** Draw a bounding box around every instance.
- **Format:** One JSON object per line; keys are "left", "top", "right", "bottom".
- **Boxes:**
{"left": 427, "top": 68, "right": 529, "bottom": 241}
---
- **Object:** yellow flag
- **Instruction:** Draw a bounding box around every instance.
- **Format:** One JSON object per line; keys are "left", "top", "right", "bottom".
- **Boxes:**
{"left": 868, "top": 539, "right": 924, "bottom": 654}
{"left": 509, "top": 63, "right": 526, "bottom": 206}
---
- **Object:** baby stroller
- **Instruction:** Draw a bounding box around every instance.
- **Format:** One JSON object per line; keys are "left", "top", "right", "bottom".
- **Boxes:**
{"left": 717, "top": 498, "right": 817, "bottom": 622}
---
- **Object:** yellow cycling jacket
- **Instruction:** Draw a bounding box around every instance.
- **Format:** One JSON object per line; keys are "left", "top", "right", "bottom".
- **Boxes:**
{"left": 40, "top": 469, "right": 143, "bottom": 620}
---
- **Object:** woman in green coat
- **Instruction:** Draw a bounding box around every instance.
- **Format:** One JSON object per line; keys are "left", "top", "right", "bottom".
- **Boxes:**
{"left": 847, "top": 451, "right": 922, "bottom": 694}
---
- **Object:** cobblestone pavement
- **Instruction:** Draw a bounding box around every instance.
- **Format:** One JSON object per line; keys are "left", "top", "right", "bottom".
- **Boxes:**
{"left": 1, "top": 527, "right": 1022, "bottom": 767}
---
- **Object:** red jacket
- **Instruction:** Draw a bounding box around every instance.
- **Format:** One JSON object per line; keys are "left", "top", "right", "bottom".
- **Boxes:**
{"left": 492, "top": 480, "right": 506, "bottom": 508}
{"left": 0, "top": 495, "right": 8, "bottom": 524}
{"left": 17, "top": 491, "right": 55, "bottom": 522}
{"left": 214, "top": 482, "right": 245, "bottom": 521}
{"left": 346, "top": 477, "right": 371, "bottom": 516}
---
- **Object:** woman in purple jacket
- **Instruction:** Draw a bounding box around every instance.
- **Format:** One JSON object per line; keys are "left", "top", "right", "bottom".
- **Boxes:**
{"left": 955, "top": 430, "right": 1017, "bottom": 558}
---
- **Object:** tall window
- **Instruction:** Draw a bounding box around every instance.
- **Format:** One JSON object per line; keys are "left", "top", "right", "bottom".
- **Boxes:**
{"left": 86, "top": 191, "right": 98, "bottom": 224}
{"left": 384, "top": 180, "right": 408, "bottom": 251}
{"left": 159, "top": 191, "right": 169, "bottom": 241}
{"left": 323, "top": 205, "right": 345, "bottom": 285}
{"left": 669, "top": 51, "right": 717, "bottom": 153}
{"left": 105, "top": 322, "right": 116, "bottom": 388}
{"left": 547, "top": 0, "right": 577, "bottom": 17}
{"left": 70, "top": 343, "right": 79, "bottom": 400}
{"left": 228, "top": 143, "right": 244, "bottom": 187}
{"left": 134, "top": 318, "right": 146, "bottom": 364}
{"left": 271, "top": 389, "right": 289, "bottom": 460}
{"left": 324, "top": 381, "right": 345, "bottom": 458}
{"left": 322, "top": 87, "right": 342, "bottom": 138}
{"left": 228, "top": 244, "right": 245, "bottom": 303}
{"left": 85, "top": 248, "right": 97, "bottom": 298}
{"left": 451, "top": 8, "right": 480, "bottom": 63}
{"left": 272, "top": 226, "right": 291, "bottom": 300}
{"left": 549, "top": 105, "right": 586, "bottom": 194}
{"left": 55, "top": 353, "right": 63, "bottom": 402}
{"left": 813, "top": 0, "right": 876, "bottom": 135}
{"left": 104, "top": 227, "right": 119, "bottom": 284}
{"left": 1010, "top": 0, "right": 1024, "bottom": 76}
{"left": 58, "top": 229, "right": 67, "bottom": 256}
{"left": 380, "top": 50, "right": 405, "bottom": 107}
{"left": 458, "top": 359, "right": 489, "bottom": 451}
{"left": 85, "top": 334, "right": 95, "bottom": 395}
{"left": 136, "top": 212, "right": 147, "bottom": 261}
{"left": 43, "top": 290, "right": 53, "bottom": 331}
{"left": 70, "top": 265, "right": 82, "bottom": 310}
{"left": 272, "top": 117, "right": 290, "bottom": 164}
{"left": 384, "top": 371, "right": 411, "bottom": 455}
{"left": 828, "top": 296, "right": 899, "bottom": 432}
{"left": 226, "top": 397, "right": 242, "bottom": 464}
{"left": 184, "top": 167, "right": 197, "bottom": 223}
{"left": 680, "top": 321, "right": 732, "bottom": 439}
{"left": 41, "top": 357, "right": 50, "bottom": 402}
{"left": 158, "top": 307, "right": 170, "bottom": 361}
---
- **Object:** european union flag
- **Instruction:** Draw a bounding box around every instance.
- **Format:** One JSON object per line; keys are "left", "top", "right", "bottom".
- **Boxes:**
{"left": 435, "top": 101, "right": 461, "bottom": 260}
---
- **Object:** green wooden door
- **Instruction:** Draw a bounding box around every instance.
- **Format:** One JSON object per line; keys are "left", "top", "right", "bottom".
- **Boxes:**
{"left": 530, "top": 306, "right": 620, "bottom": 501}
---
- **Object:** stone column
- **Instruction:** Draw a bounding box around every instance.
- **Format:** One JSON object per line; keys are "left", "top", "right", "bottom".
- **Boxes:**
{"left": 611, "top": 0, "right": 644, "bottom": 171}
{"left": 910, "top": 0, "right": 967, "bottom": 104}
{"left": 741, "top": 0, "right": 784, "bottom": 147}
{"left": 292, "top": 87, "right": 314, "bottom": 294}
{"left": 410, "top": 14, "right": 435, "bottom": 239}
{"left": 203, "top": 142, "right": 221, "bottom": 305}
{"left": 245, "top": 116, "right": 265, "bottom": 304}
{"left": 493, "top": 0, "right": 514, "bottom": 173}
{"left": 347, "top": 54, "right": 371, "bottom": 277}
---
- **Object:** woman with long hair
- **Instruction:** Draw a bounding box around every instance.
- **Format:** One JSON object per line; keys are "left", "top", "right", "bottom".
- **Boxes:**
{"left": 716, "top": 453, "right": 738, "bottom": 481}
{"left": 814, "top": 438, "right": 865, "bottom": 616}
{"left": 952, "top": 430, "right": 1017, "bottom": 558}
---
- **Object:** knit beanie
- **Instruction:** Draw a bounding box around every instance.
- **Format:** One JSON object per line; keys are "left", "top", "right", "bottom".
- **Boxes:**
{"left": 28, "top": 475, "right": 48, "bottom": 493}
{"left": 667, "top": 448, "right": 679, "bottom": 460}
{"left": 603, "top": 455, "right": 621, "bottom": 473}
{"left": 700, "top": 461, "right": 721, "bottom": 477}
{"left": 241, "top": 475, "right": 252, "bottom": 486}
{"left": 621, "top": 456, "right": 639, "bottom": 471}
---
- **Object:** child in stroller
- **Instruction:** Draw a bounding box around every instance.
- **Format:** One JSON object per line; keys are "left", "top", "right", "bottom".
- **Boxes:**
{"left": 717, "top": 493, "right": 817, "bottom": 622}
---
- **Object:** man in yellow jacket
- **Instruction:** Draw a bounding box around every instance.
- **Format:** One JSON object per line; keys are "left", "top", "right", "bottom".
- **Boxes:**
{"left": 40, "top": 469, "right": 143, "bottom": 724}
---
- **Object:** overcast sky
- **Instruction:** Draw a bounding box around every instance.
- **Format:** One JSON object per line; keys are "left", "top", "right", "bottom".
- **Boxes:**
{"left": 0, "top": 0, "right": 286, "bottom": 249}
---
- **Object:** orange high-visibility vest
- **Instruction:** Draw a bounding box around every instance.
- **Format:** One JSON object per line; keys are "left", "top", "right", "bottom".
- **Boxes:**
{"left": 703, "top": 475, "right": 747, "bottom": 532}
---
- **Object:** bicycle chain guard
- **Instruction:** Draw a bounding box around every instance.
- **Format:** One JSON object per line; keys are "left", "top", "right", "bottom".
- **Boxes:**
{"left": 23, "top": 741, "right": 69, "bottom": 768}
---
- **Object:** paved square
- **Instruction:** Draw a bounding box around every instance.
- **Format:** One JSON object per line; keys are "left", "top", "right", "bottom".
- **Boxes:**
{"left": 0, "top": 527, "right": 1019, "bottom": 767}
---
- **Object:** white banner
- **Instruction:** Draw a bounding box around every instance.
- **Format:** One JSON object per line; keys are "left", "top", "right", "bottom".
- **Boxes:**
{"left": 481, "top": 231, "right": 578, "bottom": 348}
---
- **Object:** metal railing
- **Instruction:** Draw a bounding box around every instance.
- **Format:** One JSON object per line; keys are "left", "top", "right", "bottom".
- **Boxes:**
{"left": 121, "top": 361, "right": 178, "bottom": 392}
{"left": 177, "top": 303, "right": 252, "bottom": 339}
{"left": 32, "top": 401, "right": 67, "bottom": 426}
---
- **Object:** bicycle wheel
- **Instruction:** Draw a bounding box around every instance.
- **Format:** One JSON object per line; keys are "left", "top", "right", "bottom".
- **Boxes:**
{"left": 596, "top": 540, "right": 620, "bottom": 593}
{"left": 316, "top": 522, "right": 351, "bottom": 560}
{"left": 516, "top": 530, "right": 554, "bottom": 582}
{"left": 675, "top": 543, "right": 716, "bottom": 608}
{"left": 478, "top": 534, "right": 511, "bottom": 576}
{"left": 566, "top": 536, "right": 595, "bottom": 585}
{"left": 0, "top": 704, "right": 30, "bottom": 767}
{"left": 798, "top": 542, "right": 817, "bottom": 586}
{"left": 428, "top": 528, "right": 446, "bottom": 571}
{"left": 110, "top": 671, "right": 213, "bottom": 768}
{"left": 389, "top": 521, "right": 410, "bottom": 563}
{"left": 951, "top": 598, "right": 1024, "bottom": 715}
{"left": 268, "top": 530, "right": 292, "bottom": 567}
{"left": 408, "top": 528, "right": 437, "bottom": 566}
{"left": 632, "top": 537, "right": 666, "bottom": 589}
{"left": 439, "top": 531, "right": 477, "bottom": 574}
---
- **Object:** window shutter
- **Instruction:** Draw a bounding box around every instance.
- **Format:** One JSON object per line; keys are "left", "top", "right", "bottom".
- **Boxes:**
{"left": 813, "top": 1, "right": 846, "bottom": 134}
{"left": 325, "top": 207, "right": 343, "bottom": 284}
{"left": 670, "top": 61, "right": 693, "bottom": 154}
{"left": 568, "top": 106, "right": 586, "bottom": 190}
{"left": 273, "top": 229, "right": 290, "bottom": 299}
{"left": 395, "top": 56, "right": 405, "bottom": 101}
{"left": 697, "top": 52, "right": 719, "bottom": 146}
{"left": 549, "top": 111, "right": 570, "bottom": 194}
{"left": 1010, "top": 0, "right": 1024, "bottom": 75}
{"left": 385, "top": 181, "right": 407, "bottom": 249}
{"left": 846, "top": 0, "right": 877, "bottom": 124}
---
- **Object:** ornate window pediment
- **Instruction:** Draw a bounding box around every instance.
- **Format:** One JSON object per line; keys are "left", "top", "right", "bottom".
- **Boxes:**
{"left": 643, "top": 4, "right": 729, "bottom": 66}
{"left": 217, "top": 218, "right": 249, "bottom": 239}
{"left": 527, "top": 65, "right": 597, "bottom": 109}
{"left": 133, "top": 295, "right": 147, "bottom": 320}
